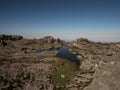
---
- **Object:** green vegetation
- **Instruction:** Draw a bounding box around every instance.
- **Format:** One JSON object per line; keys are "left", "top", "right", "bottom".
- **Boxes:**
{"left": 51, "top": 58, "right": 79, "bottom": 89}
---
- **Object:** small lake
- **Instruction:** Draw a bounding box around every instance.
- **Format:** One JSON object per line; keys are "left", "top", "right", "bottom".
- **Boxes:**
{"left": 32, "top": 46, "right": 80, "bottom": 66}
{"left": 57, "top": 46, "right": 80, "bottom": 66}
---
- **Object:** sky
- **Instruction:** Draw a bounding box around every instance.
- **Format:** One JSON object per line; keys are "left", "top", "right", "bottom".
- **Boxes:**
{"left": 0, "top": 0, "right": 120, "bottom": 42}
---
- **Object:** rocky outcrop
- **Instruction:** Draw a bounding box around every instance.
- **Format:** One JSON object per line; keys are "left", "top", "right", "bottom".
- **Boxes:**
{"left": 84, "top": 51, "right": 120, "bottom": 90}
{"left": 1, "top": 35, "right": 65, "bottom": 50}
{"left": 38, "top": 36, "right": 64, "bottom": 49}
{"left": 70, "top": 38, "right": 92, "bottom": 46}
{"left": 0, "top": 34, "right": 23, "bottom": 40}
{"left": 0, "top": 40, "right": 7, "bottom": 47}
{"left": 68, "top": 38, "right": 120, "bottom": 90}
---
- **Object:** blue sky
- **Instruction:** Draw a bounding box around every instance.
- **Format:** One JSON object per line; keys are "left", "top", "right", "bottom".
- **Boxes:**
{"left": 0, "top": 0, "right": 120, "bottom": 41}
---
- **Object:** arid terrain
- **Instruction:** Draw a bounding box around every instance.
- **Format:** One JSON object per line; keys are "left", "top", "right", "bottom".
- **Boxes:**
{"left": 0, "top": 34, "right": 120, "bottom": 90}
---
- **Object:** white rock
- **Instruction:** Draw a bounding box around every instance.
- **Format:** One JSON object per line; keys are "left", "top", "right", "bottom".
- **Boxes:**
{"left": 110, "top": 61, "right": 115, "bottom": 65}
{"left": 61, "top": 74, "right": 65, "bottom": 79}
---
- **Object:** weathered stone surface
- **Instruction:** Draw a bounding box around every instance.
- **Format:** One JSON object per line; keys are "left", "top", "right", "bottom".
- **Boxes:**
{"left": 0, "top": 63, "right": 53, "bottom": 90}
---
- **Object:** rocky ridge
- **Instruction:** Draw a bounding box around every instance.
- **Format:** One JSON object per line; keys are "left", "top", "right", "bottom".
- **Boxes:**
{"left": 0, "top": 35, "right": 120, "bottom": 90}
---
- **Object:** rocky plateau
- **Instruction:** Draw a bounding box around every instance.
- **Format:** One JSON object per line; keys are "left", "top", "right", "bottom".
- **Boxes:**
{"left": 0, "top": 34, "right": 120, "bottom": 90}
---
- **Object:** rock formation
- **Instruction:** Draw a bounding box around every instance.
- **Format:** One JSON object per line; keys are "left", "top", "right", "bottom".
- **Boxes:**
{"left": 0, "top": 34, "right": 23, "bottom": 40}
{"left": 38, "top": 36, "right": 64, "bottom": 49}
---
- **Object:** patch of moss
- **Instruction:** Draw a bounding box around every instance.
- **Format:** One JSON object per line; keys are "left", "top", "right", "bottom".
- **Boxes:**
{"left": 51, "top": 58, "right": 79, "bottom": 88}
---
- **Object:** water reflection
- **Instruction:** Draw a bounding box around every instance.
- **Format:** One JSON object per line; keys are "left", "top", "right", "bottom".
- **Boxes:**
{"left": 32, "top": 46, "right": 80, "bottom": 66}
{"left": 57, "top": 46, "right": 80, "bottom": 66}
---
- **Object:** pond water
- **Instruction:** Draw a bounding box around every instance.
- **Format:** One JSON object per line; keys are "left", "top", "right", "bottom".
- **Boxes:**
{"left": 32, "top": 46, "right": 80, "bottom": 66}
{"left": 57, "top": 46, "right": 80, "bottom": 66}
{"left": 32, "top": 48, "right": 58, "bottom": 53}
